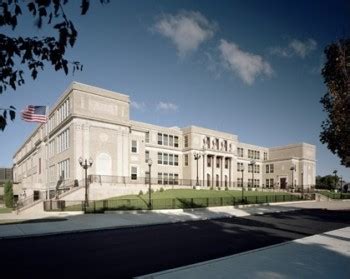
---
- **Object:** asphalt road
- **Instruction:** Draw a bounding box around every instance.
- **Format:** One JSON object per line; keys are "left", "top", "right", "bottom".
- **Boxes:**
{"left": 0, "top": 209, "right": 349, "bottom": 278}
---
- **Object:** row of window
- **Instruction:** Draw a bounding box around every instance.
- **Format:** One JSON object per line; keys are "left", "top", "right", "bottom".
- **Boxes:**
{"left": 158, "top": 152, "right": 179, "bottom": 166}
{"left": 204, "top": 136, "right": 230, "bottom": 151}
{"left": 237, "top": 178, "right": 261, "bottom": 187}
{"left": 48, "top": 128, "right": 70, "bottom": 157}
{"left": 158, "top": 173, "right": 179, "bottom": 185}
{"left": 157, "top": 133, "right": 179, "bottom": 147}
{"left": 48, "top": 98, "right": 70, "bottom": 132}
{"left": 266, "top": 179, "right": 275, "bottom": 187}
{"left": 266, "top": 164, "right": 274, "bottom": 173}
{"left": 57, "top": 159, "right": 70, "bottom": 180}
{"left": 248, "top": 149, "right": 260, "bottom": 160}
{"left": 248, "top": 164, "right": 260, "bottom": 174}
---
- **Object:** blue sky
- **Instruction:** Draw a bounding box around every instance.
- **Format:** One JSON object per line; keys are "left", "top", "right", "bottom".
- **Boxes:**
{"left": 1, "top": 0, "right": 349, "bottom": 181}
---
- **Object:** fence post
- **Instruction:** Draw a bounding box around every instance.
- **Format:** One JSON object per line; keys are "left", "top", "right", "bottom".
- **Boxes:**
{"left": 255, "top": 196, "right": 258, "bottom": 204}
{"left": 172, "top": 199, "right": 175, "bottom": 209}
{"left": 232, "top": 197, "right": 235, "bottom": 206}
{"left": 266, "top": 195, "right": 268, "bottom": 204}
{"left": 207, "top": 198, "right": 209, "bottom": 207}
{"left": 191, "top": 198, "right": 194, "bottom": 208}
{"left": 283, "top": 195, "right": 285, "bottom": 201}
{"left": 274, "top": 195, "right": 277, "bottom": 202}
{"left": 220, "top": 197, "right": 223, "bottom": 206}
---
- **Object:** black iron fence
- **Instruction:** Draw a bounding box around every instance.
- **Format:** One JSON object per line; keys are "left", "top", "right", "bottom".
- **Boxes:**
{"left": 43, "top": 193, "right": 314, "bottom": 213}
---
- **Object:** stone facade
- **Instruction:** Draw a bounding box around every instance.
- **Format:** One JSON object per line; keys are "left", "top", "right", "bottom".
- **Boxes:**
{"left": 12, "top": 82, "right": 316, "bottom": 199}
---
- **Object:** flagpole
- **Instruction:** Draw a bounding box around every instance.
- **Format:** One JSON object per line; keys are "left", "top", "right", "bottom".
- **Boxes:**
{"left": 45, "top": 105, "right": 50, "bottom": 200}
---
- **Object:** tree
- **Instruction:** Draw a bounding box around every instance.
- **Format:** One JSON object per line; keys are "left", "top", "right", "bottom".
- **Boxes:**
{"left": 4, "top": 180, "right": 13, "bottom": 208}
{"left": 320, "top": 38, "right": 350, "bottom": 167}
{"left": 0, "top": 0, "right": 108, "bottom": 131}
{"left": 316, "top": 174, "right": 339, "bottom": 190}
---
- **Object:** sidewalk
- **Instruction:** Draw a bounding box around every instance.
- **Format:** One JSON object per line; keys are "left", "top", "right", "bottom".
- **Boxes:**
{"left": 138, "top": 226, "right": 350, "bottom": 279}
{"left": 0, "top": 200, "right": 349, "bottom": 239}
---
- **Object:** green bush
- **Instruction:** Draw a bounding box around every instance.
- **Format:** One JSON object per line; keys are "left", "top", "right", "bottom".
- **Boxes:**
{"left": 225, "top": 186, "right": 229, "bottom": 191}
{"left": 138, "top": 190, "right": 143, "bottom": 196}
{"left": 159, "top": 187, "right": 164, "bottom": 192}
{"left": 4, "top": 181, "right": 14, "bottom": 208}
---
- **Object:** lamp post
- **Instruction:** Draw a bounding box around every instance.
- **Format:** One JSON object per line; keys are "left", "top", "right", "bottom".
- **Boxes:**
{"left": 241, "top": 167, "right": 244, "bottom": 202}
{"left": 194, "top": 153, "right": 201, "bottom": 186}
{"left": 250, "top": 160, "right": 256, "bottom": 190}
{"left": 333, "top": 170, "right": 338, "bottom": 191}
{"left": 79, "top": 157, "right": 93, "bottom": 211}
{"left": 290, "top": 164, "right": 296, "bottom": 192}
{"left": 148, "top": 158, "right": 153, "bottom": 210}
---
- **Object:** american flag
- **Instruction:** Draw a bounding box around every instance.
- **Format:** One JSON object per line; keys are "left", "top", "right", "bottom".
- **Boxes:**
{"left": 21, "top": 105, "right": 48, "bottom": 123}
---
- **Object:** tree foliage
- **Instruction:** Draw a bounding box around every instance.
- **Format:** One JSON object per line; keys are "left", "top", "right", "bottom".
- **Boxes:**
{"left": 4, "top": 180, "right": 14, "bottom": 208}
{"left": 320, "top": 38, "right": 350, "bottom": 167}
{"left": 0, "top": 0, "right": 108, "bottom": 131}
{"left": 316, "top": 175, "right": 339, "bottom": 190}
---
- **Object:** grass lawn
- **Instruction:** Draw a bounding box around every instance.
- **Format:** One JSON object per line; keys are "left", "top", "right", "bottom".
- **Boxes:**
{"left": 0, "top": 207, "right": 13, "bottom": 214}
{"left": 318, "top": 190, "right": 350, "bottom": 199}
{"left": 60, "top": 189, "right": 302, "bottom": 212}
{"left": 82, "top": 189, "right": 299, "bottom": 212}
{"left": 108, "top": 189, "right": 287, "bottom": 201}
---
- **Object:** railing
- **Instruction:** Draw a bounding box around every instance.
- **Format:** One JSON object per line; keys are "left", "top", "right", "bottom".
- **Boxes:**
{"left": 317, "top": 191, "right": 350, "bottom": 200}
{"left": 15, "top": 194, "right": 43, "bottom": 212}
{"left": 43, "top": 193, "right": 314, "bottom": 213}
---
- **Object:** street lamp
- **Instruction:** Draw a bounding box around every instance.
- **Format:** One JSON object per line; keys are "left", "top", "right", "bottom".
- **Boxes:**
{"left": 194, "top": 153, "right": 201, "bottom": 186}
{"left": 250, "top": 160, "right": 256, "bottom": 190}
{"left": 290, "top": 164, "right": 296, "bottom": 191}
{"left": 79, "top": 157, "right": 93, "bottom": 211}
{"left": 333, "top": 170, "right": 338, "bottom": 191}
{"left": 241, "top": 166, "right": 244, "bottom": 202}
{"left": 148, "top": 158, "right": 153, "bottom": 210}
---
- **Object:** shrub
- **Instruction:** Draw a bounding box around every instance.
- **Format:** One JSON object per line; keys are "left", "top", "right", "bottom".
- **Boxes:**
{"left": 225, "top": 186, "right": 229, "bottom": 191}
{"left": 159, "top": 187, "right": 164, "bottom": 192}
{"left": 138, "top": 190, "right": 143, "bottom": 196}
{"left": 210, "top": 186, "right": 214, "bottom": 190}
{"left": 4, "top": 181, "right": 14, "bottom": 208}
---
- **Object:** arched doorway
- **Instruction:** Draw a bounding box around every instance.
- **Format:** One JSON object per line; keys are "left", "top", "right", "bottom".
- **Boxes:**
{"left": 96, "top": 153, "right": 112, "bottom": 176}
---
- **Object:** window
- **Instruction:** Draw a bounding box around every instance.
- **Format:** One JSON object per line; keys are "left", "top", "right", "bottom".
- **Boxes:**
{"left": 49, "top": 139, "right": 55, "bottom": 157}
{"left": 225, "top": 158, "right": 229, "bottom": 169}
{"left": 158, "top": 133, "right": 162, "bottom": 145}
{"left": 237, "top": 162, "right": 243, "bottom": 171}
{"left": 248, "top": 179, "right": 252, "bottom": 187}
{"left": 216, "top": 138, "right": 219, "bottom": 150}
{"left": 145, "top": 151, "right": 150, "bottom": 163}
{"left": 38, "top": 158, "right": 41, "bottom": 174}
{"left": 184, "top": 136, "right": 188, "bottom": 147}
{"left": 163, "top": 173, "right": 168, "bottom": 185}
{"left": 174, "top": 174, "right": 179, "bottom": 185}
{"left": 184, "top": 154, "right": 188, "bottom": 166}
{"left": 169, "top": 173, "right": 173, "bottom": 185}
{"left": 255, "top": 164, "right": 260, "bottom": 173}
{"left": 248, "top": 164, "right": 253, "bottom": 173}
{"left": 270, "top": 178, "right": 274, "bottom": 187}
{"left": 256, "top": 151, "right": 260, "bottom": 160}
{"left": 237, "top": 147, "right": 244, "bottom": 157}
{"left": 163, "top": 134, "right": 168, "bottom": 146}
{"left": 131, "top": 140, "right": 137, "bottom": 153}
{"left": 57, "top": 128, "right": 70, "bottom": 153}
{"left": 270, "top": 164, "right": 274, "bottom": 173}
{"left": 163, "top": 153, "right": 168, "bottom": 165}
{"left": 58, "top": 159, "right": 70, "bottom": 180}
{"left": 206, "top": 136, "right": 210, "bottom": 148}
{"left": 158, "top": 173, "right": 162, "bottom": 184}
{"left": 169, "top": 154, "right": 174, "bottom": 166}
{"left": 255, "top": 179, "right": 260, "bottom": 187}
{"left": 216, "top": 158, "right": 220, "bottom": 168}
{"left": 207, "top": 157, "right": 211, "bottom": 167}
{"left": 266, "top": 164, "right": 270, "bottom": 173}
{"left": 169, "top": 135, "right": 174, "bottom": 147}
{"left": 224, "top": 140, "right": 228, "bottom": 151}
{"left": 145, "top": 132, "right": 150, "bottom": 143}
{"left": 264, "top": 152, "right": 268, "bottom": 161}
{"left": 131, "top": 166, "right": 137, "bottom": 180}
{"left": 266, "top": 179, "right": 270, "bottom": 188}
{"left": 237, "top": 178, "right": 243, "bottom": 187}
{"left": 145, "top": 171, "right": 150, "bottom": 184}
{"left": 174, "top": 136, "right": 179, "bottom": 148}
{"left": 158, "top": 152, "right": 162, "bottom": 164}
{"left": 174, "top": 155, "right": 179, "bottom": 166}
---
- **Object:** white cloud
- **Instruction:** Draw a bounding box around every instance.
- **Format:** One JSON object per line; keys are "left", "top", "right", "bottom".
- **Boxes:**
{"left": 219, "top": 39, "right": 273, "bottom": 85}
{"left": 131, "top": 101, "right": 145, "bottom": 110}
{"left": 153, "top": 11, "right": 217, "bottom": 57}
{"left": 270, "top": 38, "right": 317, "bottom": 58}
{"left": 156, "top": 102, "right": 178, "bottom": 112}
